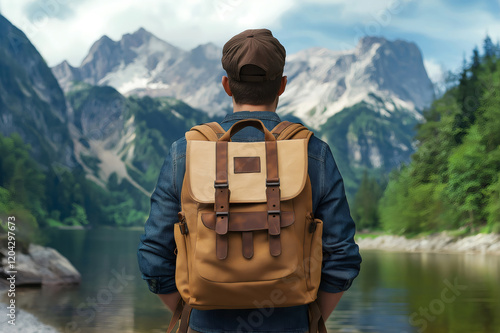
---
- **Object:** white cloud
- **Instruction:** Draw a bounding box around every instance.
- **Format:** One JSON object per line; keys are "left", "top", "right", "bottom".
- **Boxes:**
{"left": 424, "top": 58, "right": 444, "bottom": 84}
{"left": 424, "top": 58, "right": 448, "bottom": 97}
{"left": 0, "top": 0, "right": 298, "bottom": 66}
{"left": 0, "top": 0, "right": 499, "bottom": 72}
{"left": 386, "top": 0, "right": 500, "bottom": 43}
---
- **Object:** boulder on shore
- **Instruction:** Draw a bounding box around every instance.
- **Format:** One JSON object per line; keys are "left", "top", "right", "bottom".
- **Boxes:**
{"left": 0, "top": 243, "right": 80, "bottom": 287}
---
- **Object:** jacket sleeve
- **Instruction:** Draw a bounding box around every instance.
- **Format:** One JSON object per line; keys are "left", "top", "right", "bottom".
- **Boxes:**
{"left": 315, "top": 143, "right": 362, "bottom": 293}
{"left": 137, "top": 139, "right": 184, "bottom": 294}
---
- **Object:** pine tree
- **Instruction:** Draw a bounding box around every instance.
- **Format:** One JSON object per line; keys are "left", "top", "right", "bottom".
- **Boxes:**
{"left": 352, "top": 170, "right": 383, "bottom": 230}
{"left": 483, "top": 35, "right": 495, "bottom": 59}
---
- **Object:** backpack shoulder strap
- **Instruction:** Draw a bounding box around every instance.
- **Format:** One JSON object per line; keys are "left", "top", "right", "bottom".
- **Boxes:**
{"left": 185, "top": 122, "right": 225, "bottom": 141}
{"left": 271, "top": 121, "right": 313, "bottom": 140}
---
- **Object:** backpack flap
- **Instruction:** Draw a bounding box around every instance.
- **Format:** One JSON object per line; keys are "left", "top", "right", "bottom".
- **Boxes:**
{"left": 186, "top": 139, "right": 308, "bottom": 204}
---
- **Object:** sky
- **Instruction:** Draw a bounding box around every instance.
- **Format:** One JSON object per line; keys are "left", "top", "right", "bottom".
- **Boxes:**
{"left": 1, "top": 0, "right": 500, "bottom": 85}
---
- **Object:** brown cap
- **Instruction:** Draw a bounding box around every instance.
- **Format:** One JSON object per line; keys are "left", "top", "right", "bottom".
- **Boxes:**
{"left": 222, "top": 29, "right": 286, "bottom": 82}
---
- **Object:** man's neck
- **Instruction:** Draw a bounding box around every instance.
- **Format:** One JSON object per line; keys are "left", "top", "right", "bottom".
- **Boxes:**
{"left": 232, "top": 101, "right": 277, "bottom": 113}
{"left": 233, "top": 104, "right": 275, "bottom": 112}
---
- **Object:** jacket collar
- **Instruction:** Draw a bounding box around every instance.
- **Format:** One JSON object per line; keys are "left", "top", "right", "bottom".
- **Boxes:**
{"left": 221, "top": 111, "right": 281, "bottom": 124}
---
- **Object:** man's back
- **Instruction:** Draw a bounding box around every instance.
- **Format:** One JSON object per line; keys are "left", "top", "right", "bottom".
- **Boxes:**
{"left": 138, "top": 111, "right": 361, "bottom": 332}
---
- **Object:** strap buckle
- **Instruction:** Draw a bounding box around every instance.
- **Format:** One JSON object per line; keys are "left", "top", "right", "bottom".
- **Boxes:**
{"left": 214, "top": 181, "right": 229, "bottom": 188}
{"left": 179, "top": 221, "right": 189, "bottom": 235}
{"left": 266, "top": 179, "right": 280, "bottom": 187}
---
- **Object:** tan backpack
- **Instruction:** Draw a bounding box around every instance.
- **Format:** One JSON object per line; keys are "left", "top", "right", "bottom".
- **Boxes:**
{"left": 168, "top": 119, "right": 326, "bottom": 333}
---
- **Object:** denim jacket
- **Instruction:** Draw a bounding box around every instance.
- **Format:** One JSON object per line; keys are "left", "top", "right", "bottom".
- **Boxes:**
{"left": 137, "top": 111, "right": 362, "bottom": 333}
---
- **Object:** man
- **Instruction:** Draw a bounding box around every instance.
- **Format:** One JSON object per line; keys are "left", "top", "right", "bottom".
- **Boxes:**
{"left": 138, "top": 29, "right": 361, "bottom": 333}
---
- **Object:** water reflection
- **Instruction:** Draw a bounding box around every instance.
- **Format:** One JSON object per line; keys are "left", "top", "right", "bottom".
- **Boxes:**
{"left": 4, "top": 230, "right": 498, "bottom": 333}
{"left": 329, "top": 250, "right": 500, "bottom": 333}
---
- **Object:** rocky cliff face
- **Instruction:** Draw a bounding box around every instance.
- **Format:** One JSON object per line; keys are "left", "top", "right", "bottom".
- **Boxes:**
{"left": 280, "top": 36, "right": 434, "bottom": 128}
{"left": 53, "top": 28, "right": 227, "bottom": 116}
{"left": 0, "top": 14, "right": 77, "bottom": 169}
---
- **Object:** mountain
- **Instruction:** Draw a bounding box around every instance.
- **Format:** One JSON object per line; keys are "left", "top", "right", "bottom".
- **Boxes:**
{"left": 66, "top": 82, "right": 210, "bottom": 195}
{"left": 280, "top": 36, "right": 434, "bottom": 128}
{"left": 52, "top": 29, "right": 435, "bottom": 194}
{"left": 53, "top": 28, "right": 227, "bottom": 116}
{"left": 53, "top": 31, "right": 433, "bottom": 122}
{"left": 0, "top": 14, "right": 77, "bottom": 169}
{"left": 288, "top": 38, "right": 435, "bottom": 190}
{"left": 56, "top": 83, "right": 211, "bottom": 226}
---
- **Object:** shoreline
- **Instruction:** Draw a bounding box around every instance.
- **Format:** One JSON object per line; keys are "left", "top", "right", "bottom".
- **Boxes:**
{"left": 0, "top": 301, "right": 60, "bottom": 332}
{"left": 356, "top": 232, "right": 500, "bottom": 255}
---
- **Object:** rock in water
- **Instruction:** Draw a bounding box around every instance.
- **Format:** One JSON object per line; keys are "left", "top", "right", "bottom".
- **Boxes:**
{"left": 1, "top": 244, "right": 81, "bottom": 286}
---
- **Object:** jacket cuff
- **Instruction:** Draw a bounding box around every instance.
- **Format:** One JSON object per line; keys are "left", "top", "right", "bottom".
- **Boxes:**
{"left": 319, "top": 278, "right": 353, "bottom": 293}
{"left": 142, "top": 275, "right": 178, "bottom": 294}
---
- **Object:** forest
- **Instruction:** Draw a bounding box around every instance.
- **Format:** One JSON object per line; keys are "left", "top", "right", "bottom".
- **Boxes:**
{"left": 352, "top": 36, "right": 500, "bottom": 235}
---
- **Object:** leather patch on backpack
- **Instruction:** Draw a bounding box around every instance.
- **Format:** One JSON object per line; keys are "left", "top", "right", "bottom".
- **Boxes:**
{"left": 234, "top": 156, "right": 260, "bottom": 174}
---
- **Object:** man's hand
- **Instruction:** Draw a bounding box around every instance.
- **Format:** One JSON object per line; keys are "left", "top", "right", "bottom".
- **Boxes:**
{"left": 317, "top": 290, "right": 344, "bottom": 320}
{"left": 158, "top": 292, "right": 181, "bottom": 312}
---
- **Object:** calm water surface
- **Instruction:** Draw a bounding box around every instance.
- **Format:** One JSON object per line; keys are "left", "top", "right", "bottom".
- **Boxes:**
{"left": 5, "top": 228, "right": 500, "bottom": 333}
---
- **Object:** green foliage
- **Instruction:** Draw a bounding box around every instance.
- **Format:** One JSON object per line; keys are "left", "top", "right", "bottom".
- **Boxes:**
{"left": 351, "top": 170, "right": 383, "bottom": 229}
{"left": 0, "top": 133, "right": 45, "bottom": 211}
{"left": 0, "top": 133, "right": 46, "bottom": 244}
{"left": 486, "top": 173, "right": 500, "bottom": 233}
{"left": 379, "top": 39, "right": 500, "bottom": 235}
{"left": 411, "top": 90, "right": 461, "bottom": 183}
{"left": 0, "top": 131, "right": 130, "bottom": 243}
{"left": 80, "top": 152, "right": 101, "bottom": 176}
{"left": 445, "top": 126, "right": 494, "bottom": 229}
{"left": 62, "top": 203, "right": 89, "bottom": 227}
{"left": 379, "top": 167, "right": 449, "bottom": 235}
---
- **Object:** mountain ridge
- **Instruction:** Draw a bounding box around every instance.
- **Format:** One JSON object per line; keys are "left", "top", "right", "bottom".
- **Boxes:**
{"left": 52, "top": 28, "right": 434, "bottom": 123}
{"left": 280, "top": 35, "right": 433, "bottom": 128}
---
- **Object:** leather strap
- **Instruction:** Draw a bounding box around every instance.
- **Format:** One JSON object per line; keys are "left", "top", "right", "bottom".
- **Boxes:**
{"left": 215, "top": 141, "right": 229, "bottom": 260}
{"left": 189, "top": 122, "right": 225, "bottom": 141}
{"left": 205, "top": 122, "right": 225, "bottom": 139}
{"left": 214, "top": 120, "right": 286, "bottom": 259}
{"left": 219, "top": 119, "right": 276, "bottom": 142}
{"left": 270, "top": 121, "right": 293, "bottom": 138}
{"left": 265, "top": 140, "right": 281, "bottom": 256}
{"left": 166, "top": 298, "right": 185, "bottom": 333}
{"left": 270, "top": 121, "right": 313, "bottom": 141}
{"left": 201, "top": 211, "right": 294, "bottom": 231}
{"left": 242, "top": 231, "right": 253, "bottom": 259}
{"left": 216, "top": 233, "right": 228, "bottom": 260}
{"left": 178, "top": 303, "right": 193, "bottom": 333}
{"left": 308, "top": 300, "right": 327, "bottom": 333}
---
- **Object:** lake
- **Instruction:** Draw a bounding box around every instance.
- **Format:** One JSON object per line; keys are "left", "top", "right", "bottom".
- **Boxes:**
{"left": 5, "top": 228, "right": 500, "bottom": 333}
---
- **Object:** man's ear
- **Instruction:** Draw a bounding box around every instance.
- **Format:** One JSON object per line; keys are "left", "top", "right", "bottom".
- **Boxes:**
{"left": 222, "top": 76, "right": 232, "bottom": 97}
{"left": 278, "top": 76, "right": 287, "bottom": 96}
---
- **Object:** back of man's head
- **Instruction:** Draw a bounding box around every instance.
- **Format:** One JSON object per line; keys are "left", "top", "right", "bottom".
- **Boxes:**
{"left": 222, "top": 29, "right": 286, "bottom": 106}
